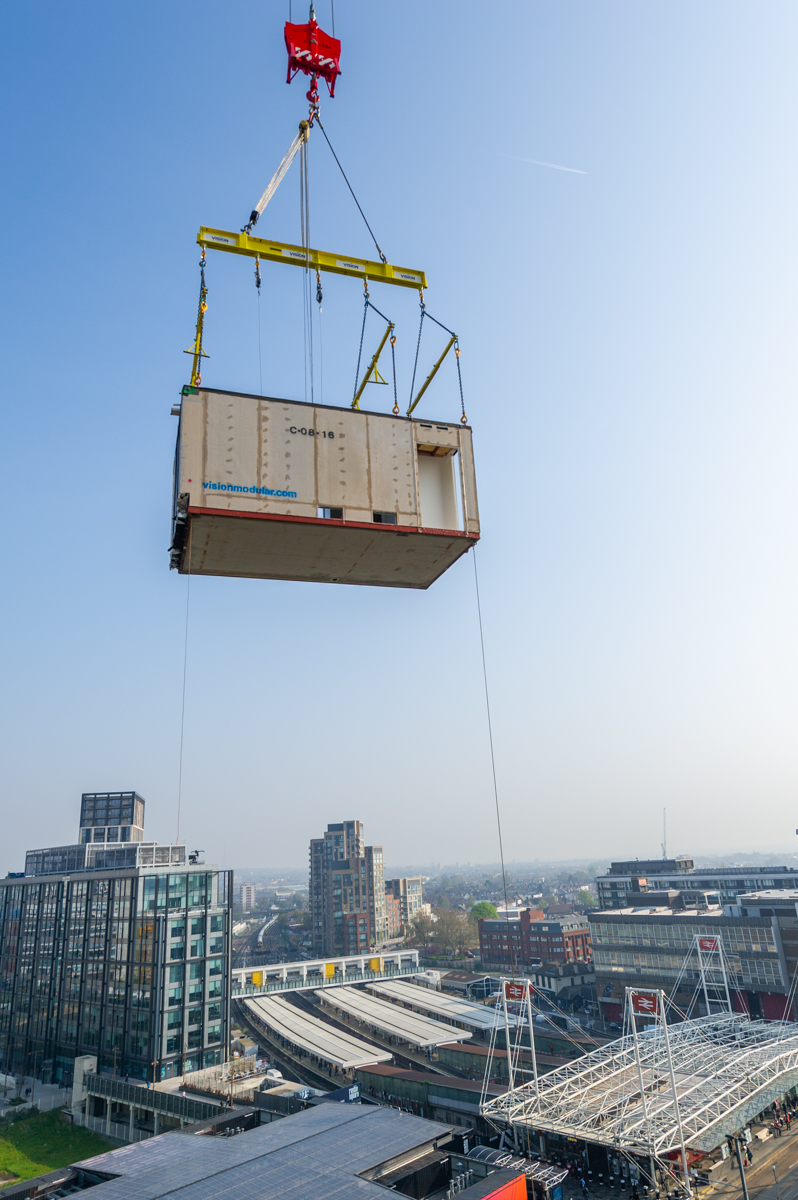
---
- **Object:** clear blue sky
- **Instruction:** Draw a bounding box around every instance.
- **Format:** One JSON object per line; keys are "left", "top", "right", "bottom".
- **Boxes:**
{"left": 2, "top": 2, "right": 798, "bottom": 872}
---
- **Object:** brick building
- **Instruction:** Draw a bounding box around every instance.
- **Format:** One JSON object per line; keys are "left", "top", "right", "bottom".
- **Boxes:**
{"left": 478, "top": 909, "right": 591, "bottom": 970}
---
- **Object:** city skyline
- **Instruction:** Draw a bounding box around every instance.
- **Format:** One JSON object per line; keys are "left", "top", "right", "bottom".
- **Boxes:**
{"left": 4, "top": 2, "right": 798, "bottom": 869}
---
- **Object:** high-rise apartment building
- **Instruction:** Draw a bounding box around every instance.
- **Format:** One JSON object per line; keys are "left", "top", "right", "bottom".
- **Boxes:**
{"left": 309, "top": 821, "right": 387, "bottom": 957}
{"left": 240, "top": 883, "right": 257, "bottom": 911}
{"left": 385, "top": 878, "right": 424, "bottom": 932}
{"left": 0, "top": 792, "right": 232, "bottom": 1086}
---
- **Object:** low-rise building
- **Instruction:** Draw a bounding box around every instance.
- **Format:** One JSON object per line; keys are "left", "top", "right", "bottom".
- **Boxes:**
{"left": 478, "top": 910, "right": 591, "bottom": 970}
{"left": 589, "top": 903, "right": 793, "bottom": 1024}
{"left": 596, "top": 857, "right": 798, "bottom": 911}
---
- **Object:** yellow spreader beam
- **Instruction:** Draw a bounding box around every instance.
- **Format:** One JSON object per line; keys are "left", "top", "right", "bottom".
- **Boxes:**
{"left": 197, "top": 227, "right": 426, "bottom": 290}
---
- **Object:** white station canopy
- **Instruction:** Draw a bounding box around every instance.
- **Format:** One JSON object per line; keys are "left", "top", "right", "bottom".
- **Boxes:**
{"left": 317, "top": 987, "right": 472, "bottom": 1049}
{"left": 366, "top": 979, "right": 517, "bottom": 1034}
{"left": 245, "top": 997, "right": 392, "bottom": 1071}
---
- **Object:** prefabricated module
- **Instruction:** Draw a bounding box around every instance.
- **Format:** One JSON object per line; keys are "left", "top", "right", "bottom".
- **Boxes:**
{"left": 170, "top": 7, "right": 479, "bottom": 588}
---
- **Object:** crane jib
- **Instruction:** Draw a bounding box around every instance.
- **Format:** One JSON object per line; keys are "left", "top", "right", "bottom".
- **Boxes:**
{"left": 197, "top": 227, "right": 426, "bottom": 290}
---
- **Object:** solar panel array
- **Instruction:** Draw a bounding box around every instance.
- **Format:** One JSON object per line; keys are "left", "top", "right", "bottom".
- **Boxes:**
{"left": 75, "top": 1104, "right": 454, "bottom": 1200}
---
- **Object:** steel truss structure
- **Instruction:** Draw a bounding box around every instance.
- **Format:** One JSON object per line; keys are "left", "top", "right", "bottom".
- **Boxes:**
{"left": 482, "top": 1012, "right": 798, "bottom": 1156}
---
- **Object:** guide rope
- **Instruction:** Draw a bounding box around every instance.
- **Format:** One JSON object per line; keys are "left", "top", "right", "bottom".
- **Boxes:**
{"left": 472, "top": 549, "right": 515, "bottom": 981}
{"left": 176, "top": 520, "right": 193, "bottom": 845}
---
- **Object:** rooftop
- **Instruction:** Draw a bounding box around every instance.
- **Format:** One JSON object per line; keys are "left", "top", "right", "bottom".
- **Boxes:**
{"left": 72, "top": 1104, "right": 457, "bottom": 1200}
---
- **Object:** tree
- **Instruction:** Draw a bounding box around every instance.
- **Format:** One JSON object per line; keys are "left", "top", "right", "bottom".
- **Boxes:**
{"left": 577, "top": 889, "right": 597, "bottom": 907}
{"left": 470, "top": 901, "right": 498, "bottom": 921}
{"left": 434, "top": 908, "right": 479, "bottom": 956}
{"left": 409, "top": 911, "right": 434, "bottom": 949}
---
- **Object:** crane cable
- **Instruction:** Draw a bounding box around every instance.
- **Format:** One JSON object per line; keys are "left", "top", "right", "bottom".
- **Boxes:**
{"left": 314, "top": 113, "right": 387, "bottom": 264}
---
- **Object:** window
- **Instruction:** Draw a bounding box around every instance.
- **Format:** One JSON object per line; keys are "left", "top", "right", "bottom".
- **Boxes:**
{"left": 167, "top": 1011, "right": 182, "bottom": 1029}
{"left": 166, "top": 1035, "right": 181, "bottom": 1054}
{"left": 373, "top": 512, "right": 397, "bottom": 524}
{"left": 191, "top": 918, "right": 204, "bottom": 936}
{"left": 318, "top": 507, "right": 343, "bottom": 520}
{"left": 188, "top": 1007, "right": 203, "bottom": 1026}
{"left": 209, "top": 958, "right": 223, "bottom": 976}
{"left": 171, "top": 921, "right": 185, "bottom": 938}
{"left": 210, "top": 915, "right": 224, "bottom": 933}
{"left": 169, "top": 964, "right": 184, "bottom": 984}
{"left": 190, "top": 939, "right": 205, "bottom": 958}
{"left": 170, "top": 944, "right": 184, "bottom": 961}
{"left": 168, "top": 988, "right": 183, "bottom": 1006}
{"left": 207, "top": 1024, "right": 222, "bottom": 1043}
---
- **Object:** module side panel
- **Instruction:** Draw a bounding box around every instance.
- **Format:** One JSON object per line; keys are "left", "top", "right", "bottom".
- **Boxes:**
{"left": 329, "top": 407, "right": 370, "bottom": 520}
{"left": 177, "top": 397, "right": 205, "bottom": 508}
{"left": 202, "top": 391, "right": 259, "bottom": 509}
{"left": 458, "top": 426, "right": 480, "bottom": 536}
{"left": 367, "top": 416, "right": 417, "bottom": 524}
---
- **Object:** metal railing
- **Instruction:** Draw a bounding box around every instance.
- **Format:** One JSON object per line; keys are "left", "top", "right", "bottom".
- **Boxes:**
{"left": 84, "top": 1074, "right": 222, "bottom": 1121}
{"left": 73, "top": 1111, "right": 151, "bottom": 1142}
{"left": 232, "top": 963, "right": 422, "bottom": 997}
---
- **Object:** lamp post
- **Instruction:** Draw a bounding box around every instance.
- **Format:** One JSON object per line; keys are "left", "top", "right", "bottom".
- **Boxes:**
{"left": 772, "top": 1165, "right": 781, "bottom": 1200}
{"left": 728, "top": 1135, "right": 750, "bottom": 1200}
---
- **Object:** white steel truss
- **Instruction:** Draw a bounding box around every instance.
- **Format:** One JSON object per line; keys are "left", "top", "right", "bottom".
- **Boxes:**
{"left": 482, "top": 1011, "right": 798, "bottom": 1156}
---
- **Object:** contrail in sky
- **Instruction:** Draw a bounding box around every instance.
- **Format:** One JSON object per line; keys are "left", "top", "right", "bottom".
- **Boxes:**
{"left": 503, "top": 153, "right": 587, "bottom": 175}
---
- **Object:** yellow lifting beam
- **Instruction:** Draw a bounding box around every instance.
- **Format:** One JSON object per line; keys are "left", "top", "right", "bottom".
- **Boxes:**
{"left": 352, "top": 322, "right": 395, "bottom": 410}
{"left": 197, "top": 227, "right": 427, "bottom": 290}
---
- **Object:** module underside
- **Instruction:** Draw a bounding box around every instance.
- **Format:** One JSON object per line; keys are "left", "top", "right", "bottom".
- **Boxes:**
{"left": 180, "top": 509, "right": 476, "bottom": 588}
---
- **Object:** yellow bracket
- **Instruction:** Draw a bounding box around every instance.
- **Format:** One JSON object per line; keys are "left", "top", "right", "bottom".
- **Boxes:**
{"left": 198, "top": 227, "right": 427, "bottom": 290}
{"left": 407, "top": 334, "right": 456, "bottom": 416}
{"left": 352, "top": 323, "right": 394, "bottom": 410}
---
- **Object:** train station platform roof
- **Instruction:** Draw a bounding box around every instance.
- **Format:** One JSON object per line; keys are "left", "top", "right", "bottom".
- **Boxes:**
{"left": 366, "top": 979, "right": 516, "bottom": 1035}
{"left": 316, "top": 987, "right": 473, "bottom": 1048}
{"left": 482, "top": 1013, "right": 798, "bottom": 1155}
{"left": 244, "top": 996, "right": 392, "bottom": 1071}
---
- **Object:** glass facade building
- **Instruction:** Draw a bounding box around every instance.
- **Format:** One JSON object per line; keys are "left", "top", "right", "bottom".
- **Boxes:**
{"left": 0, "top": 795, "right": 233, "bottom": 1086}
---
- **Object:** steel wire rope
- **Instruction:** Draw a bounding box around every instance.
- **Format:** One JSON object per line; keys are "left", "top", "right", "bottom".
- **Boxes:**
{"left": 314, "top": 114, "right": 387, "bottom": 263}
{"left": 255, "top": 259, "right": 263, "bottom": 394}
{"left": 474, "top": 544, "right": 535, "bottom": 1159}
{"left": 299, "top": 137, "right": 315, "bottom": 403}
{"left": 176, "top": 520, "right": 193, "bottom": 844}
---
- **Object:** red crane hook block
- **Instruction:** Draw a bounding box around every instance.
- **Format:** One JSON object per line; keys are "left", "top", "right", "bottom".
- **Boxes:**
{"left": 285, "top": 15, "right": 341, "bottom": 98}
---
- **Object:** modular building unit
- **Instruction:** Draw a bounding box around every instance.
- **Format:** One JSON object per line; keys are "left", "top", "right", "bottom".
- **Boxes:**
{"left": 170, "top": 387, "right": 479, "bottom": 588}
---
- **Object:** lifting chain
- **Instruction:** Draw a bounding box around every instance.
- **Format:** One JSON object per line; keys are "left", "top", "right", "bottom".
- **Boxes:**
{"left": 408, "top": 288, "right": 426, "bottom": 409}
{"left": 391, "top": 334, "right": 399, "bottom": 414}
{"left": 254, "top": 256, "right": 261, "bottom": 293}
{"left": 316, "top": 268, "right": 323, "bottom": 309}
{"left": 455, "top": 342, "right": 467, "bottom": 425}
